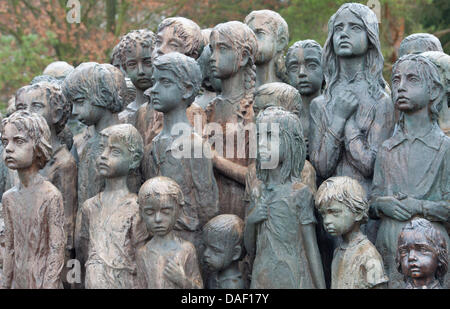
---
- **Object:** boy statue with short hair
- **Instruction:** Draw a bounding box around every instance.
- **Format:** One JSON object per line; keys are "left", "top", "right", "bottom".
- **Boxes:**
{"left": 136, "top": 176, "right": 203, "bottom": 289}
{"left": 202, "top": 214, "right": 246, "bottom": 289}
{"left": 76, "top": 124, "right": 148, "bottom": 289}
{"left": 316, "top": 176, "right": 388, "bottom": 289}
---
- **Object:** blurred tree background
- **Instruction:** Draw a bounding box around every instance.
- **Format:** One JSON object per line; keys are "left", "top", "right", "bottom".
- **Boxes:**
{"left": 0, "top": 0, "right": 449, "bottom": 112}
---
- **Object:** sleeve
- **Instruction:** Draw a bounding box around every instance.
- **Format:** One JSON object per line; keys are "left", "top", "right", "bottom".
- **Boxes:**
{"left": 296, "top": 186, "right": 317, "bottom": 225}
{"left": 43, "top": 192, "right": 66, "bottom": 289}
{"left": 369, "top": 146, "right": 388, "bottom": 219}
{"left": 344, "top": 95, "right": 394, "bottom": 178}
{"left": 364, "top": 251, "right": 389, "bottom": 289}
{"left": 183, "top": 244, "right": 203, "bottom": 289}
{"left": 309, "top": 97, "right": 343, "bottom": 179}
{"left": 2, "top": 195, "right": 14, "bottom": 288}
{"left": 189, "top": 137, "right": 219, "bottom": 225}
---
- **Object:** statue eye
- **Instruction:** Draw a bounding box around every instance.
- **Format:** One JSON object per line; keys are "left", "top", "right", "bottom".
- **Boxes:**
{"left": 288, "top": 65, "right": 299, "bottom": 72}
{"left": 112, "top": 149, "right": 122, "bottom": 156}
{"left": 1, "top": 139, "right": 8, "bottom": 147}
{"left": 127, "top": 61, "right": 137, "bottom": 67}
{"left": 307, "top": 63, "right": 318, "bottom": 70}
{"left": 351, "top": 25, "right": 362, "bottom": 31}
{"left": 335, "top": 25, "right": 344, "bottom": 32}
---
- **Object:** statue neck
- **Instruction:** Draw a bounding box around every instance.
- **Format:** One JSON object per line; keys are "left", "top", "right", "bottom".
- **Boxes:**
{"left": 135, "top": 88, "right": 146, "bottom": 108}
{"left": 218, "top": 261, "right": 240, "bottom": 281}
{"left": 302, "top": 91, "right": 321, "bottom": 115}
{"left": 339, "top": 54, "right": 365, "bottom": 79}
{"left": 162, "top": 105, "right": 190, "bottom": 137}
{"left": 402, "top": 106, "right": 433, "bottom": 138}
{"left": 267, "top": 162, "right": 283, "bottom": 185}
{"left": 341, "top": 223, "right": 362, "bottom": 246}
{"left": 50, "top": 125, "right": 61, "bottom": 152}
{"left": 18, "top": 162, "right": 40, "bottom": 188}
{"left": 95, "top": 110, "right": 118, "bottom": 132}
{"left": 221, "top": 68, "right": 247, "bottom": 102}
{"left": 256, "top": 58, "right": 279, "bottom": 88}
{"left": 103, "top": 175, "right": 129, "bottom": 196}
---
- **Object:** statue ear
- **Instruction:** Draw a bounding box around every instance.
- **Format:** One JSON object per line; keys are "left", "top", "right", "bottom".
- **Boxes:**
{"left": 355, "top": 212, "right": 364, "bottom": 222}
{"left": 182, "top": 83, "right": 194, "bottom": 101}
{"left": 129, "top": 152, "right": 141, "bottom": 170}
{"left": 276, "top": 37, "right": 288, "bottom": 53}
{"left": 231, "top": 245, "right": 242, "bottom": 262}
{"left": 52, "top": 106, "right": 64, "bottom": 126}
{"left": 239, "top": 50, "right": 250, "bottom": 68}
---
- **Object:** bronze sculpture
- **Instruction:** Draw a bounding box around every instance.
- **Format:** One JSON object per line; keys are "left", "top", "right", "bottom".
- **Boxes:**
{"left": 1, "top": 111, "right": 65, "bottom": 289}
{"left": 136, "top": 176, "right": 203, "bottom": 289}
{"left": 316, "top": 176, "right": 388, "bottom": 289}
{"left": 371, "top": 54, "right": 450, "bottom": 288}
{"left": 398, "top": 33, "right": 443, "bottom": 58}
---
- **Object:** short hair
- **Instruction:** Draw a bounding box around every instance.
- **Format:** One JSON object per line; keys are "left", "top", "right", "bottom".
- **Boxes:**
{"left": 100, "top": 124, "right": 144, "bottom": 170}
{"left": 63, "top": 62, "right": 126, "bottom": 113}
{"left": 286, "top": 40, "right": 323, "bottom": 64}
{"left": 315, "top": 176, "right": 369, "bottom": 223}
{"left": 244, "top": 10, "right": 289, "bottom": 50}
{"left": 153, "top": 52, "right": 202, "bottom": 104}
{"left": 30, "top": 75, "right": 61, "bottom": 85}
{"left": 1, "top": 110, "right": 52, "bottom": 169}
{"left": 138, "top": 176, "right": 184, "bottom": 208}
{"left": 43, "top": 61, "right": 74, "bottom": 80}
{"left": 421, "top": 51, "right": 450, "bottom": 107}
{"left": 16, "top": 81, "right": 71, "bottom": 134}
{"left": 118, "top": 29, "right": 156, "bottom": 71}
{"left": 392, "top": 54, "right": 445, "bottom": 123}
{"left": 157, "top": 17, "right": 204, "bottom": 59}
{"left": 203, "top": 214, "right": 245, "bottom": 257}
{"left": 399, "top": 33, "right": 443, "bottom": 58}
{"left": 254, "top": 82, "right": 303, "bottom": 117}
{"left": 396, "top": 218, "right": 448, "bottom": 285}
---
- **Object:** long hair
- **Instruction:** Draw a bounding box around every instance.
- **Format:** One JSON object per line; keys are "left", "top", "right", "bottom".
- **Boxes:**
{"left": 211, "top": 21, "right": 258, "bottom": 113}
{"left": 256, "top": 106, "right": 306, "bottom": 184}
{"left": 322, "top": 3, "right": 386, "bottom": 104}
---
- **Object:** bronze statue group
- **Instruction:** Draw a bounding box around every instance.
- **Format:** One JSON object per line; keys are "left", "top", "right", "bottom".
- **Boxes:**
{"left": 0, "top": 2, "right": 448, "bottom": 289}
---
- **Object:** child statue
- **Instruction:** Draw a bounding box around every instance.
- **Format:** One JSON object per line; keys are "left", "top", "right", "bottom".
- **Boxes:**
{"left": 398, "top": 33, "right": 443, "bottom": 58}
{"left": 43, "top": 61, "right": 74, "bottom": 81}
{"left": 206, "top": 21, "right": 257, "bottom": 219}
{"left": 142, "top": 52, "right": 219, "bottom": 249}
{"left": 136, "top": 176, "right": 203, "bottom": 289}
{"left": 246, "top": 82, "right": 317, "bottom": 199}
{"left": 76, "top": 124, "right": 149, "bottom": 289}
{"left": 396, "top": 218, "right": 448, "bottom": 289}
{"left": 309, "top": 3, "right": 395, "bottom": 193}
{"left": 286, "top": 40, "right": 325, "bottom": 143}
{"left": 244, "top": 10, "right": 289, "bottom": 87}
{"left": 316, "top": 176, "right": 388, "bottom": 289}
{"left": 244, "top": 106, "right": 325, "bottom": 289}
{"left": 62, "top": 62, "right": 126, "bottom": 208}
{"left": 202, "top": 214, "right": 246, "bottom": 289}
{"left": 117, "top": 29, "right": 156, "bottom": 127}
{"left": 1, "top": 110, "right": 65, "bottom": 288}
{"left": 421, "top": 51, "right": 450, "bottom": 136}
{"left": 371, "top": 54, "right": 450, "bottom": 288}
{"left": 14, "top": 81, "right": 78, "bottom": 287}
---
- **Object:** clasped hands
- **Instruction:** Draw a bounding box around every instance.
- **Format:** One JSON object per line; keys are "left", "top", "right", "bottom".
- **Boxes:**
{"left": 371, "top": 195, "right": 422, "bottom": 221}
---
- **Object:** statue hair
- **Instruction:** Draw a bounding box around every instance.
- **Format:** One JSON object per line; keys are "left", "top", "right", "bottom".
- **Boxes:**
{"left": 138, "top": 176, "right": 185, "bottom": 208}
{"left": 118, "top": 29, "right": 156, "bottom": 71}
{"left": 203, "top": 214, "right": 244, "bottom": 258}
{"left": 254, "top": 82, "right": 303, "bottom": 118}
{"left": 399, "top": 33, "right": 443, "bottom": 58}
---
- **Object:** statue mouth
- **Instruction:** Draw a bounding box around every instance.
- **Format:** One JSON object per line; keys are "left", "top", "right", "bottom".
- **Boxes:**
{"left": 338, "top": 41, "right": 351, "bottom": 47}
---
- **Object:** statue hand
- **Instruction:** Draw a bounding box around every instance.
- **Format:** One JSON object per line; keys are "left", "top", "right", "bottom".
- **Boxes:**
{"left": 334, "top": 90, "right": 359, "bottom": 120}
{"left": 247, "top": 202, "right": 268, "bottom": 225}
{"left": 401, "top": 197, "right": 422, "bottom": 216}
{"left": 373, "top": 196, "right": 412, "bottom": 221}
{"left": 164, "top": 258, "right": 186, "bottom": 287}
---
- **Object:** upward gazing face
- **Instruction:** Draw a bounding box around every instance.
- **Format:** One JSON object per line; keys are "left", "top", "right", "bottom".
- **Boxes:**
{"left": 15, "top": 88, "right": 52, "bottom": 126}
{"left": 97, "top": 134, "right": 132, "bottom": 178}
{"left": 319, "top": 200, "right": 357, "bottom": 236}
{"left": 209, "top": 32, "right": 240, "bottom": 80}
{"left": 149, "top": 68, "right": 184, "bottom": 113}
{"left": 287, "top": 47, "right": 324, "bottom": 96}
{"left": 124, "top": 45, "right": 153, "bottom": 91}
{"left": 398, "top": 231, "right": 439, "bottom": 283}
{"left": 2, "top": 123, "right": 35, "bottom": 170}
{"left": 140, "top": 195, "right": 179, "bottom": 236}
{"left": 392, "top": 61, "right": 430, "bottom": 113}
{"left": 332, "top": 9, "right": 369, "bottom": 58}
{"left": 153, "top": 27, "right": 187, "bottom": 59}
{"left": 246, "top": 15, "right": 277, "bottom": 65}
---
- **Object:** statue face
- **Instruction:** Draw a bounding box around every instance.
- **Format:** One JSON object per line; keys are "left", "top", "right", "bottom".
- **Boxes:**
{"left": 246, "top": 15, "right": 277, "bottom": 65}
{"left": 140, "top": 195, "right": 179, "bottom": 237}
{"left": 71, "top": 95, "right": 103, "bottom": 126}
{"left": 153, "top": 27, "right": 187, "bottom": 58}
{"left": 149, "top": 68, "right": 184, "bottom": 113}
{"left": 96, "top": 134, "right": 131, "bottom": 178}
{"left": 15, "top": 88, "right": 52, "bottom": 127}
{"left": 124, "top": 45, "right": 153, "bottom": 91}
{"left": 209, "top": 32, "right": 240, "bottom": 79}
{"left": 203, "top": 234, "right": 234, "bottom": 272}
{"left": 392, "top": 60, "right": 430, "bottom": 113}
{"left": 332, "top": 8, "right": 369, "bottom": 58}
{"left": 257, "top": 120, "right": 284, "bottom": 165}
{"left": 398, "top": 231, "right": 438, "bottom": 282}
{"left": 2, "top": 123, "right": 35, "bottom": 170}
{"left": 319, "top": 200, "right": 357, "bottom": 236}
{"left": 287, "top": 47, "right": 323, "bottom": 96}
